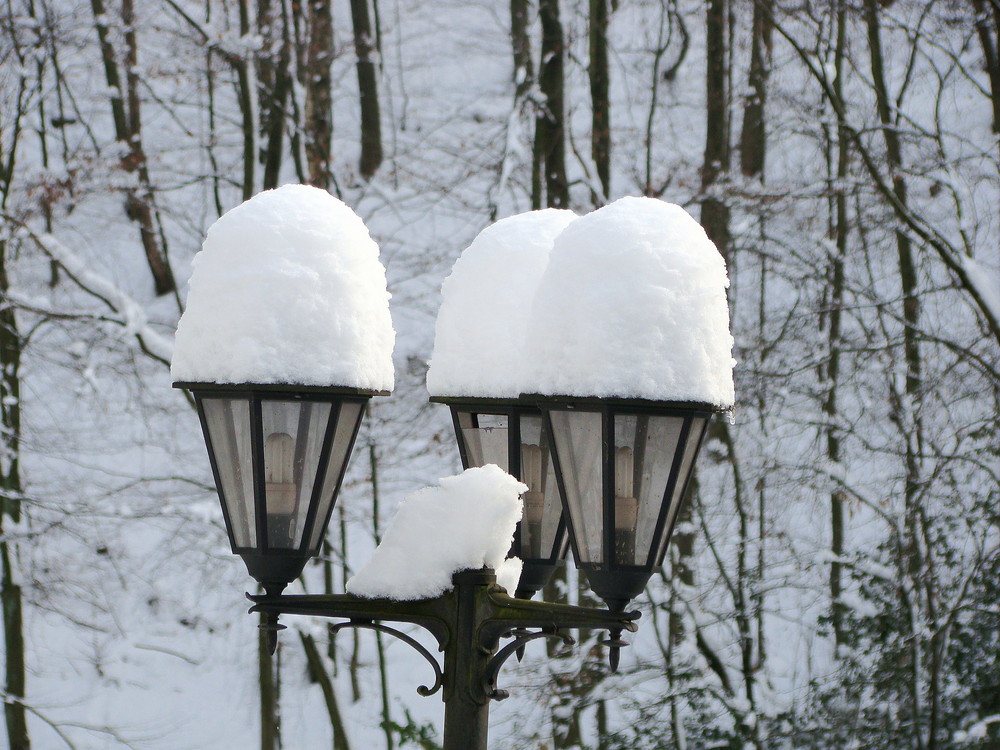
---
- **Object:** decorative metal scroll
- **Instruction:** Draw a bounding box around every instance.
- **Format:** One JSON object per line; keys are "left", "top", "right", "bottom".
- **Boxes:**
{"left": 483, "top": 629, "right": 575, "bottom": 701}
{"left": 328, "top": 619, "right": 444, "bottom": 697}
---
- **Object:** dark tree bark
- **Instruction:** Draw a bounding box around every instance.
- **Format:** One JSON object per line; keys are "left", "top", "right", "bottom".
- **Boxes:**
{"left": 90, "top": 0, "right": 176, "bottom": 295}
{"left": 303, "top": 0, "right": 334, "bottom": 188}
{"left": 258, "top": 0, "right": 293, "bottom": 190}
{"left": 366, "top": 435, "right": 394, "bottom": 750}
{"left": 589, "top": 0, "right": 611, "bottom": 202}
{"left": 0, "top": 161, "right": 28, "bottom": 750}
{"left": 739, "top": 0, "right": 772, "bottom": 178}
{"left": 534, "top": 0, "right": 569, "bottom": 209}
{"left": 237, "top": 0, "right": 257, "bottom": 199}
{"left": 259, "top": 621, "right": 280, "bottom": 750}
{"left": 701, "top": 2, "right": 764, "bottom": 745}
{"left": 824, "top": 0, "right": 849, "bottom": 654}
{"left": 350, "top": 0, "right": 383, "bottom": 180}
{"left": 511, "top": 0, "right": 533, "bottom": 98}
{"left": 300, "top": 632, "right": 352, "bottom": 750}
{"left": 971, "top": 0, "right": 1000, "bottom": 152}
{"left": 701, "top": 0, "right": 730, "bottom": 262}
{"left": 865, "top": 3, "right": 930, "bottom": 746}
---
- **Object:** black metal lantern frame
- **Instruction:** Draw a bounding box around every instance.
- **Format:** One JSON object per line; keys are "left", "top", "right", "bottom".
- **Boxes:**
{"left": 430, "top": 397, "right": 569, "bottom": 599}
{"left": 532, "top": 395, "right": 715, "bottom": 611}
{"left": 175, "top": 382, "right": 384, "bottom": 593}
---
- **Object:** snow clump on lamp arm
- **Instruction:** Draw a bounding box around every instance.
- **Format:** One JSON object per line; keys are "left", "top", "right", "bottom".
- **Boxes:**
{"left": 426, "top": 208, "right": 577, "bottom": 398}
{"left": 346, "top": 465, "right": 526, "bottom": 600}
{"left": 522, "top": 196, "right": 735, "bottom": 408}
{"left": 171, "top": 184, "right": 395, "bottom": 390}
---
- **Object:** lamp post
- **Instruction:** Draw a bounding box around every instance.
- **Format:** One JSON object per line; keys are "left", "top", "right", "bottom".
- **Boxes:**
{"left": 172, "top": 189, "right": 734, "bottom": 750}
{"left": 173, "top": 379, "right": 718, "bottom": 750}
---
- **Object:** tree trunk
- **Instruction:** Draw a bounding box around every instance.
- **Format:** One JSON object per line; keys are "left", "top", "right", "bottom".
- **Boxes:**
{"left": 511, "top": 0, "right": 533, "bottom": 99}
{"left": 701, "top": 0, "right": 730, "bottom": 263}
{"left": 739, "top": 0, "right": 771, "bottom": 178}
{"left": 367, "top": 434, "right": 394, "bottom": 750}
{"left": 589, "top": 0, "right": 611, "bottom": 203}
{"left": 90, "top": 0, "right": 176, "bottom": 296}
{"left": 300, "top": 631, "right": 352, "bottom": 750}
{"left": 0, "top": 239, "right": 28, "bottom": 750}
{"left": 824, "top": 0, "right": 849, "bottom": 654}
{"left": 238, "top": 0, "right": 259, "bottom": 199}
{"left": 0, "top": 62, "right": 30, "bottom": 750}
{"left": 350, "top": 0, "right": 383, "bottom": 180}
{"left": 259, "top": 613, "right": 281, "bottom": 750}
{"left": 535, "top": 0, "right": 569, "bottom": 208}
{"left": 865, "top": 3, "right": 928, "bottom": 746}
{"left": 971, "top": 0, "right": 1000, "bottom": 155}
{"left": 259, "top": 0, "right": 292, "bottom": 191}
{"left": 304, "top": 0, "right": 334, "bottom": 188}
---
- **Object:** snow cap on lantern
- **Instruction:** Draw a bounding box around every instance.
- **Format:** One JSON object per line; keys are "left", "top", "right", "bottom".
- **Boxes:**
{"left": 171, "top": 184, "right": 396, "bottom": 390}
{"left": 427, "top": 209, "right": 578, "bottom": 398}
{"left": 523, "top": 196, "right": 735, "bottom": 407}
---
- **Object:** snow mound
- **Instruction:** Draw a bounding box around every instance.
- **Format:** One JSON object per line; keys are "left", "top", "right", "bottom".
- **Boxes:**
{"left": 426, "top": 209, "right": 578, "bottom": 397}
{"left": 347, "top": 465, "right": 525, "bottom": 600}
{"left": 171, "top": 184, "right": 395, "bottom": 390}
{"left": 522, "top": 197, "right": 735, "bottom": 407}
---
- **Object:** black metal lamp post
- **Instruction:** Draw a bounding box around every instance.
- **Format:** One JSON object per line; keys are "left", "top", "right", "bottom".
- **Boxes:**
{"left": 175, "top": 377, "right": 720, "bottom": 750}
{"left": 430, "top": 396, "right": 569, "bottom": 599}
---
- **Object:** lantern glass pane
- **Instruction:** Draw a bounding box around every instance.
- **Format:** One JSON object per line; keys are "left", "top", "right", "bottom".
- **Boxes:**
{"left": 518, "top": 415, "right": 563, "bottom": 561}
{"left": 202, "top": 397, "right": 256, "bottom": 548}
{"left": 307, "top": 401, "right": 365, "bottom": 551}
{"left": 459, "top": 412, "right": 509, "bottom": 472}
{"left": 261, "top": 400, "right": 333, "bottom": 550}
{"left": 548, "top": 409, "right": 603, "bottom": 563}
{"left": 614, "top": 414, "right": 684, "bottom": 566}
{"left": 654, "top": 417, "right": 708, "bottom": 565}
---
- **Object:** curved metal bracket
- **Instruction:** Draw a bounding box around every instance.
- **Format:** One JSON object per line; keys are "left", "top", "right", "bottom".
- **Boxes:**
{"left": 329, "top": 620, "right": 444, "bottom": 697}
{"left": 482, "top": 629, "right": 575, "bottom": 701}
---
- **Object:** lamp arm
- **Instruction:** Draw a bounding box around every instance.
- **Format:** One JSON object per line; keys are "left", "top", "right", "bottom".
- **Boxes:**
{"left": 477, "top": 586, "right": 639, "bottom": 649}
{"left": 246, "top": 591, "right": 452, "bottom": 649}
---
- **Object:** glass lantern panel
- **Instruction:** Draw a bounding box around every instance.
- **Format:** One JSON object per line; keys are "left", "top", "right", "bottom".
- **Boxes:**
{"left": 261, "top": 400, "right": 333, "bottom": 550}
{"left": 517, "top": 415, "right": 565, "bottom": 561}
{"left": 458, "top": 412, "right": 510, "bottom": 472}
{"left": 615, "top": 414, "right": 684, "bottom": 567}
{"left": 548, "top": 409, "right": 603, "bottom": 563}
{"left": 202, "top": 397, "right": 256, "bottom": 548}
{"left": 653, "top": 417, "right": 708, "bottom": 565}
{"left": 307, "top": 401, "right": 365, "bottom": 552}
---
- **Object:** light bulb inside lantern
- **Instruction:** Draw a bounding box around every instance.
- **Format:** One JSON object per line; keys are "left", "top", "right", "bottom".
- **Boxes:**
{"left": 614, "top": 446, "right": 638, "bottom": 564}
{"left": 520, "top": 443, "right": 545, "bottom": 558}
{"left": 264, "top": 432, "right": 298, "bottom": 546}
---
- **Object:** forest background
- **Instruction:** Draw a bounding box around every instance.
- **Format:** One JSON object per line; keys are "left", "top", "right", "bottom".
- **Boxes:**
{"left": 0, "top": 0, "right": 998, "bottom": 748}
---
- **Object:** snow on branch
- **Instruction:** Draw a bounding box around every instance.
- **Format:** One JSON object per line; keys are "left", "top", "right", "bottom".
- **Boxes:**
{"left": 12, "top": 221, "right": 173, "bottom": 367}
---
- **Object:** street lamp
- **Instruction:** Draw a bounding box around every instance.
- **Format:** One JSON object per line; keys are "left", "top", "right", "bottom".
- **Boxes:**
{"left": 425, "top": 209, "right": 578, "bottom": 600}
{"left": 430, "top": 397, "right": 568, "bottom": 599}
{"left": 175, "top": 382, "right": 382, "bottom": 595}
{"left": 536, "top": 396, "right": 712, "bottom": 611}
{"left": 172, "top": 189, "right": 734, "bottom": 750}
